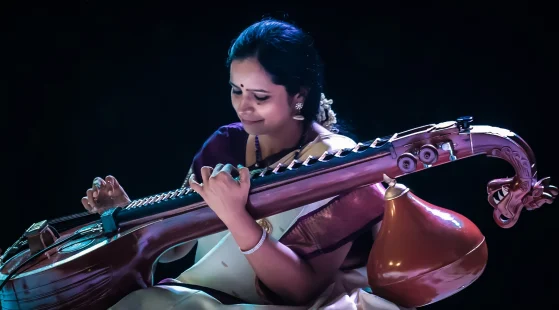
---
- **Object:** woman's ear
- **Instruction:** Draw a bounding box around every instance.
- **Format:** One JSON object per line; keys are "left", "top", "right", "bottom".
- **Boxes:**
{"left": 293, "top": 87, "right": 309, "bottom": 104}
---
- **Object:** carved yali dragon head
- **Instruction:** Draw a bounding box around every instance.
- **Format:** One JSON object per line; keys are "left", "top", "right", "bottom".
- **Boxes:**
{"left": 487, "top": 175, "right": 557, "bottom": 228}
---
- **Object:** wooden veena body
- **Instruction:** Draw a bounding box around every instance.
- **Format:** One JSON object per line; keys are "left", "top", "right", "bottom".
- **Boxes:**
{"left": 0, "top": 116, "right": 556, "bottom": 309}
{"left": 368, "top": 176, "right": 489, "bottom": 307}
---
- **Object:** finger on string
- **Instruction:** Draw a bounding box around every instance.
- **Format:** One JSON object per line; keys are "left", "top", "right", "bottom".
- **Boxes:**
{"left": 201, "top": 166, "right": 213, "bottom": 184}
{"left": 92, "top": 177, "right": 103, "bottom": 188}
{"left": 81, "top": 197, "right": 94, "bottom": 213}
{"left": 92, "top": 177, "right": 106, "bottom": 199}
{"left": 98, "top": 178, "right": 110, "bottom": 197}
{"left": 220, "top": 163, "right": 235, "bottom": 177}
{"left": 237, "top": 165, "right": 251, "bottom": 189}
{"left": 86, "top": 189, "right": 98, "bottom": 207}
{"left": 105, "top": 175, "right": 120, "bottom": 187}
{"left": 188, "top": 174, "right": 203, "bottom": 194}
{"left": 104, "top": 175, "right": 116, "bottom": 195}
{"left": 211, "top": 163, "right": 224, "bottom": 178}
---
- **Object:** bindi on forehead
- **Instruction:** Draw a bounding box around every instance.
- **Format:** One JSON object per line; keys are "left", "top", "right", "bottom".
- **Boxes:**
{"left": 240, "top": 84, "right": 244, "bottom": 88}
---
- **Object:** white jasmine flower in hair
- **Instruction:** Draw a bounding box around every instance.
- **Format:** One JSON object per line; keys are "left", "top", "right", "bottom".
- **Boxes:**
{"left": 320, "top": 93, "right": 334, "bottom": 108}
{"left": 317, "top": 93, "right": 337, "bottom": 131}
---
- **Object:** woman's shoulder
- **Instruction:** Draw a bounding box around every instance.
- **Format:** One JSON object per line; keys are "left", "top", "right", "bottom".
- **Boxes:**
{"left": 311, "top": 123, "right": 356, "bottom": 149}
{"left": 200, "top": 122, "right": 247, "bottom": 148}
{"left": 188, "top": 122, "right": 248, "bottom": 180}
{"left": 301, "top": 126, "right": 357, "bottom": 159}
{"left": 194, "top": 123, "right": 248, "bottom": 164}
{"left": 210, "top": 122, "right": 247, "bottom": 140}
{"left": 311, "top": 133, "right": 356, "bottom": 153}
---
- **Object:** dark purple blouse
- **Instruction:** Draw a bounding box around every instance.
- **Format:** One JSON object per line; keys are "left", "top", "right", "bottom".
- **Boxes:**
{"left": 189, "top": 122, "right": 306, "bottom": 182}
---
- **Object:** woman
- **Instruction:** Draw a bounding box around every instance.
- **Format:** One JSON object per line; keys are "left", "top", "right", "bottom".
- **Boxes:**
{"left": 82, "top": 18, "right": 409, "bottom": 309}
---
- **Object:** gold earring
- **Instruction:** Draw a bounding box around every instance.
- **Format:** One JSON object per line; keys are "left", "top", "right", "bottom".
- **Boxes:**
{"left": 293, "top": 102, "right": 304, "bottom": 121}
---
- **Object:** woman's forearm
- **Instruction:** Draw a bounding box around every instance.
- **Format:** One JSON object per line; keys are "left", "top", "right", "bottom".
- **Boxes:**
{"left": 223, "top": 212, "right": 326, "bottom": 305}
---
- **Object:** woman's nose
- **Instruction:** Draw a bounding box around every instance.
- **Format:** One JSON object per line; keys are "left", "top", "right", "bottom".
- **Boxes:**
{"left": 237, "top": 97, "right": 254, "bottom": 113}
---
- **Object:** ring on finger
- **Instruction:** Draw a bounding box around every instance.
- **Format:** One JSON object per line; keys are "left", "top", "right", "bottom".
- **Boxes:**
{"left": 93, "top": 178, "right": 102, "bottom": 189}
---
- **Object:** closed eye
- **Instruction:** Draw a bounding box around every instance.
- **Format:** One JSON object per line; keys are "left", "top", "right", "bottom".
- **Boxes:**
{"left": 254, "top": 94, "right": 270, "bottom": 101}
{"left": 231, "top": 88, "right": 269, "bottom": 102}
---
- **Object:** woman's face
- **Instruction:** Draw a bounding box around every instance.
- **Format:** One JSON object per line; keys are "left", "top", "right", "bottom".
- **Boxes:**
{"left": 229, "top": 57, "right": 304, "bottom": 136}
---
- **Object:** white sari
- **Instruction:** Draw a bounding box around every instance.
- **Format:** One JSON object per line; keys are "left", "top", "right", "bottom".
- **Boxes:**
{"left": 109, "top": 134, "right": 413, "bottom": 310}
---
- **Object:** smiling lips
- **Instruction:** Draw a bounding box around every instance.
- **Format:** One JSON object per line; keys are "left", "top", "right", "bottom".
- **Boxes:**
{"left": 241, "top": 118, "right": 264, "bottom": 125}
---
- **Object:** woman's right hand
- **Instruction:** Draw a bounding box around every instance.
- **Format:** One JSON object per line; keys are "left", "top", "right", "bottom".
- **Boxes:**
{"left": 81, "top": 175, "right": 131, "bottom": 214}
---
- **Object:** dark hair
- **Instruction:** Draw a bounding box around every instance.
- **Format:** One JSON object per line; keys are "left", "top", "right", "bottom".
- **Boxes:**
{"left": 226, "top": 18, "right": 328, "bottom": 130}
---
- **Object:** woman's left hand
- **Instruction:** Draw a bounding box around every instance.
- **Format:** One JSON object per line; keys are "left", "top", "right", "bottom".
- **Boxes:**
{"left": 189, "top": 163, "right": 251, "bottom": 224}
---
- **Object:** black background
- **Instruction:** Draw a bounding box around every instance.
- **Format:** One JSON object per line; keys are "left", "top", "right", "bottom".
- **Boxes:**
{"left": 4, "top": 1, "right": 557, "bottom": 308}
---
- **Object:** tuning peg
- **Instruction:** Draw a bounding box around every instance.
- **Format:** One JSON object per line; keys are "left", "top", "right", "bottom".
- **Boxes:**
{"left": 456, "top": 116, "right": 473, "bottom": 131}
